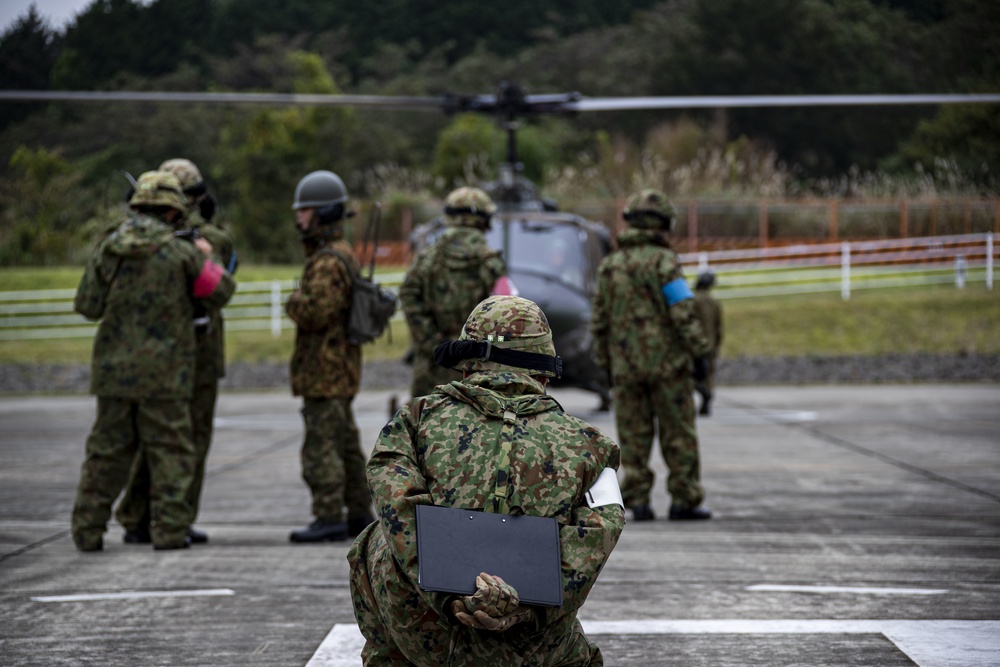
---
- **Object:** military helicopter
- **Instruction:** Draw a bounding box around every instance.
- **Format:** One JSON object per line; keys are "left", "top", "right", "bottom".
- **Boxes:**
{"left": 3, "top": 85, "right": 997, "bottom": 409}
{"left": 407, "top": 82, "right": 615, "bottom": 408}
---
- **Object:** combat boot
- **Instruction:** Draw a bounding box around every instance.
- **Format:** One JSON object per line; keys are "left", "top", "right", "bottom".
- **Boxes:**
{"left": 187, "top": 527, "right": 209, "bottom": 544}
{"left": 290, "top": 519, "right": 349, "bottom": 543}
{"left": 123, "top": 527, "right": 152, "bottom": 544}
{"left": 668, "top": 504, "right": 712, "bottom": 520}
{"left": 628, "top": 504, "right": 656, "bottom": 521}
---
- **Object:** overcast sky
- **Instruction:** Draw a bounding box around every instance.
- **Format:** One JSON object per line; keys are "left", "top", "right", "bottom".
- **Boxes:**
{"left": 2, "top": 0, "right": 93, "bottom": 33}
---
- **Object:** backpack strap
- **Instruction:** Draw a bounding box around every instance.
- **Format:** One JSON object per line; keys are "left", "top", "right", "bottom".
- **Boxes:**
{"left": 316, "top": 246, "right": 357, "bottom": 284}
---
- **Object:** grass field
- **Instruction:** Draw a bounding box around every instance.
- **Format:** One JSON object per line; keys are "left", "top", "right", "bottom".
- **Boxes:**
{"left": 1, "top": 267, "right": 997, "bottom": 365}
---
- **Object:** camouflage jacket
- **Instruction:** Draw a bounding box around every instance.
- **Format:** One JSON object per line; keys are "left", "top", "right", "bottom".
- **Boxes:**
{"left": 591, "top": 229, "right": 710, "bottom": 383}
{"left": 351, "top": 371, "right": 623, "bottom": 654}
{"left": 400, "top": 226, "right": 506, "bottom": 353}
{"left": 189, "top": 214, "right": 238, "bottom": 381}
{"left": 74, "top": 212, "right": 235, "bottom": 399}
{"left": 286, "top": 238, "right": 361, "bottom": 398}
{"left": 693, "top": 289, "right": 723, "bottom": 355}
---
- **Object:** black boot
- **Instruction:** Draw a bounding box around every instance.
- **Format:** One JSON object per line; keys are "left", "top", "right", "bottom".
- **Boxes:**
{"left": 187, "top": 527, "right": 209, "bottom": 544}
{"left": 348, "top": 514, "right": 376, "bottom": 537}
{"left": 668, "top": 504, "right": 712, "bottom": 521}
{"left": 123, "top": 527, "right": 152, "bottom": 544}
{"left": 628, "top": 504, "right": 656, "bottom": 521}
{"left": 697, "top": 387, "right": 712, "bottom": 416}
{"left": 290, "top": 519, "right": 349, "bottom": 543}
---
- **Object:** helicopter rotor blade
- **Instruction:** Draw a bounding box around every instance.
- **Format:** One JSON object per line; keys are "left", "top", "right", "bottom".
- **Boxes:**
{"left": 0, "top": 90, "right": 445, "bottom": 110}
{"left": 1, "top": 90, "right": 998, "bottom": 112}
{"left": 569, "top": 93, "right": 1000, "bottom": 111}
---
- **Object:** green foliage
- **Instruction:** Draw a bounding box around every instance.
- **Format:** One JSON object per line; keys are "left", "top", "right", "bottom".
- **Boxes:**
{"left": 432, "top": 115, "right": 501, "bottom": 187}
{"left": 895, "top": 104, "right": 1000, "bottom": 188}
{"left": 218, "top": 51, "right": 358, "bottom": 262}
{"left": 432, "top": 115, "right": 565, "bottom": 189}
{"left": 0, "top": 6, "right": 60, "bottom": 130}
{"left": 0, "top": 146, "right": 101, "bottom": 266}
{"left": 1, "top": 0, "right": 998, "bottom": 266}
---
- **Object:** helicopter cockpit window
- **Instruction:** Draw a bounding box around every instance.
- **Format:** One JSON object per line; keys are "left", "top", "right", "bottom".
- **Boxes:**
{"left": 485, "top": 221, "right": 589, "bottom": 290}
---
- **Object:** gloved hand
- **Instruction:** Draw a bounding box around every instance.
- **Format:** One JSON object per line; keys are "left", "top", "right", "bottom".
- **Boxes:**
{"left": 692, "top": 357, "right": 708, "bottom": 382}
{"left": 451, "top": 573, "right": 535, "bottom": 632}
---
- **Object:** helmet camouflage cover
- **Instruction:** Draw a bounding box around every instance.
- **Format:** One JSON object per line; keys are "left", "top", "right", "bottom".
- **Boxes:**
{"left": 129, "top": 170, "right": 188, "bottom": 214}
{"left": 158, "top": 158, "right": 204, "bottom": 193}
{"left": 444, "top": 186, "right": 497, "bottom": 228}
{"left": 623, "top": 189, "right": 675, "bottom": 230}
{"left": 452, "top": 295, "right": 559, "bottom": 377}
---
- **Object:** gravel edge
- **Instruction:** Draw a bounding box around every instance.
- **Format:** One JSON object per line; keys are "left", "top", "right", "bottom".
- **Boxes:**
{"left": 1, "top": 353, "right": 997, "bottom": 395}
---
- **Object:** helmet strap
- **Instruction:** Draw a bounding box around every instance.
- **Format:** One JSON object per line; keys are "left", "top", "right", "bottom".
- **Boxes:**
{"left": 433, "top": 340, "right": 562, "bottom": 378}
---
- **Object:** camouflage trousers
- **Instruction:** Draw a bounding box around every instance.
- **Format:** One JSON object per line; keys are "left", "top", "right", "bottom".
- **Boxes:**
{"left": 115, "top": 376, "right": 218, "bottom": 532}
{"left": 348, "top": 524, "right": 604, "bottom": 666}
{"left": 410, "top": 349, "right": 462, "bottom": 399}
{"left": 72, "top": 397, "right": 195, "bottom": 549}
{"left": 613, "top": 374, "right": 705, "bottom": 510}
{"left": 301, "top": 396, "right": 371, "bottom": 522}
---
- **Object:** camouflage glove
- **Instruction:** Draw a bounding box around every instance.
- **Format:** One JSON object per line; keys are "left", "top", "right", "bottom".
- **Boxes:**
{"left": 451, "top": 573, "right": 535, "bottom": 631}
{"left": 457, "top": 572, "right": 519, "bottom": 617}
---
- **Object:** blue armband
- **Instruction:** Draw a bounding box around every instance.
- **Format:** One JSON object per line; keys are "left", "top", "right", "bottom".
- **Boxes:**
{"left": 662, "top": 278, "right": 694, "bottom": 306}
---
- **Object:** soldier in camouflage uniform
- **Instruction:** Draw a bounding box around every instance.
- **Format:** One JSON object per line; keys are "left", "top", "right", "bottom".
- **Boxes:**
{"left": 692, "top": 270, "right": 723, "bottom": 416}
{"left": 591, "top": 189, "right": 713, "bottom": 522}
{"left": 400, "top": 187, "right": 509, "bottom": 399}
{"left": 71, "top": 171, "right": 235, "bottom": 551}
{"left": 115, "top": 158, "right": 238, "bottom": 545}
{"left": 286, "top": 170, "right": 374, "bottom": 543}
{"left": 349, "top": 295, "right": 624, "bottom": 666}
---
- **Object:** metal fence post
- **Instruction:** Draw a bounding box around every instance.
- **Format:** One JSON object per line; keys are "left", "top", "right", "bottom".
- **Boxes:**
{"left": 841, "top": 242, "right": 851, "bottom": 301}
{"left": 955, "top": 255, "right": 967, "bottom": 289}
{"left": 987, "top": 233, "right": 994, "bottom": 290}
{"left": 271, "top": 281, "right": 282, "bottom": 338}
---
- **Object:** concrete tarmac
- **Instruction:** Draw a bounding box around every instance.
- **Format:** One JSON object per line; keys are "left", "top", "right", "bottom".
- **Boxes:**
{"left": 1, "top": 384, "right": 998, "bottom": 666}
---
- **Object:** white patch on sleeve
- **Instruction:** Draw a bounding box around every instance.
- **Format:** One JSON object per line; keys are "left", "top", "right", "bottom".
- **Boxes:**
{"left": 585, "top": 467, "right": 624, "bottom": 509}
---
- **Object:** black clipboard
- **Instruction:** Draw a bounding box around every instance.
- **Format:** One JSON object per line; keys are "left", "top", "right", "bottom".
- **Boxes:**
{"left": 416, "top": 504, "right": 563, "bottom": 607}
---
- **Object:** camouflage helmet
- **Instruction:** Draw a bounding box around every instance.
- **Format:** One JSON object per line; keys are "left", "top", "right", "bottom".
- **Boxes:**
{"left": 623, "top": 189, "right": 676, "bottom": 231}
{"left": 158, "top": 158, "right": 203, "bottom": 193}
{"left": 444, "top": 186, "right": 496, "bottom": 228}
{"left": 129, "top": 170, "right": 187, "bottom": 214}
{"left": 292, "top": 170, "right": 348, "bottom": 211}
{"left": 451, "top": 295, "right": 559, "bottom": 377}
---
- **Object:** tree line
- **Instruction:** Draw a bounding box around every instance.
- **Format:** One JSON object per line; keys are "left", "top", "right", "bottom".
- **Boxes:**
{"left": 0, "top": 0, "right": 997, "bottom": 265}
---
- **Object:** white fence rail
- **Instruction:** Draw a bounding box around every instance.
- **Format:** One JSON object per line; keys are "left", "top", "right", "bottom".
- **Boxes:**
{"left": 0, "top": 235, "right": 993, "bottom": 341}
{"left": 680, "top": 232, "right": 994, "bottom": 300}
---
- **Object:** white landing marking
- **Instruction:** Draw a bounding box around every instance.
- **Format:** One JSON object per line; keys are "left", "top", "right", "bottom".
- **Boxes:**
{"left": 747, "top": 584, "right": 949, "bottom": 595}
{"left": 713, "top": 410, "right": 817, "bottom": 425}
{"left": 31, "top": 588, "right": 235, "bottom": 603}
{"left": 306, "top": 624, "right": 366, "bottom": 667}
{"left": 308, "top": 620, "right": 1000, "bottom": 667}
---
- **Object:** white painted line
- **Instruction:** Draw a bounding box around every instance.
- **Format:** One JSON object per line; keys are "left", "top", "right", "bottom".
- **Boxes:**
{"left": 746, "top": 584, "right": 949, "bottom": 595}
{"left": 306, "top": 624, "right": 366, "bottom": 667}
{"left": 308, "top": 621, "right": 1000, "bottom": 667}
{"left": 31, "top": 588, "right": 236, "bottom": 603}
{"left": 713, "top": 410, "right": 817, "bottom": 425}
